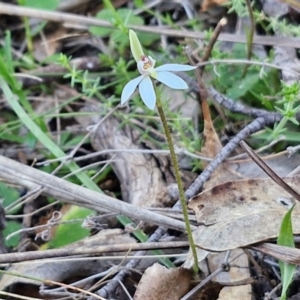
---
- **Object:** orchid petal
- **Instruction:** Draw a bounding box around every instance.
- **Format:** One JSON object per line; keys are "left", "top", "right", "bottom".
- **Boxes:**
{"left": 121, "top": 75, "right": 144, "bottom": 105}
{"left": 129, "top": 30, "right": 144, "bottom": 63}
{"left": 155, "top": 64, "right": 197, "bottom": 72}
{"left": 139, "top": 76, "right": 156, "bottom": 110}
{"left": 155, "top": 71, "right": 188, "bottom": 89}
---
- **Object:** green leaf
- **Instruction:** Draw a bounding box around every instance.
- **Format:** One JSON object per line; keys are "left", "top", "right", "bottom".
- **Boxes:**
{"left": 47, "top": 206, "right": 95, "bottom": 248}
{"left": 0, "top": 131, "right": 25, "bottom": 143}
{"left": 0, "top": 182, "right": 20, "bottom": 208}
{"left": 0, "top": 183, "right": 22, "bottom": 247}
{"left": 0, "top": 182, "right": 21, "bottom": 215}
{"left": 22, "top": 0, "right": 59, "bottom": 10}
{"left": 137, "top": 32, "right": 159, "bottom": 47}
{"left": 4, "top": 221, "right": 22, "bottom": 247}
{"left": 4, "top": 31, "right": 14, "bottom": 75}
{"left": 23, "top": 131, "right": 37, "bottom": 148}
{"left": 89, "top": 9, "right": 116, "bottom": 37}
{"left": 252, "top": 129, "right": 300, "bottom": 142}
{"left": 277, "top": 204, "right": 296, "bottom": 300}
{"left": 89, "top": 8, "right": 143, "bottom": 38}
{"left": 133, "top": 0, "right": 144, "bottom": 8}
{"left": 63, "top": 134, "right": 87, "bottom": 148}
{"left": 227, "top": 72, "right": 268, "bottom": 100}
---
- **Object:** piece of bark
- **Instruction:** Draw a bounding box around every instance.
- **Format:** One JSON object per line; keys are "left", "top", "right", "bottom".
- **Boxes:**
{"left": 77, "top": 104, "right": 172, "bottom": 208}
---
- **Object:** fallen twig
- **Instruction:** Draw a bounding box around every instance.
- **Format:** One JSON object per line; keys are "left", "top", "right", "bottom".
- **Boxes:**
{"left": 0, "top": 155, "right": 191, "bottom": 232}
{"left": 0, "top": 3, "right": 299, "bottom": 47}
{"left": 0, "top": 240, "right": 188, "bottom": 264}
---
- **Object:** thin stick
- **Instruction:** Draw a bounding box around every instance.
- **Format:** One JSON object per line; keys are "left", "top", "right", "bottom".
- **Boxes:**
{"left": 242, "top": 0, "right": 255, "bottom": 77}
{"left": 197, "top": 17, "right": 227, "bottom": 75}
{"left": 0, "top": 155, "right": 192, "bottom": 232}
{"left": 0, "top": 3, "right": 299, "bottom": 47}
{"left": 0, "top": 241, "right": 189, "bottom": 263}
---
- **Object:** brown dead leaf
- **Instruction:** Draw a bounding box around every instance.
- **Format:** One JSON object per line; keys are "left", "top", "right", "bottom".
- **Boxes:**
{"left": 226, "top": 151, "right": 300, "bottom": 179}
{"left": 184, "top": 249, "right": 252, "bottom": 298}
{"left": 188, "top": 176, "right": 300, "bottom": 251}
{"left": 200, "top": 91, "right": 222, "bottom": 166}
{"left": 203, "top": 150, "right": 300, "bottom": 190}
{"left": 184, "top": 247, "right": 211, "bottom": 269}
{"left": 33, "top": 26, "right": 67, "bottom": 62}
{"left": 134, "top": 263, "right": 192, "bottom": 300}
{"left": 189, "top": 282, "right": 223, "bottom": 300}
{"left": 218, "top": 285, "right": 251, "bottom": 300}
{"left": 210, "top": 249, "right": 251, "bottom": 300}
{"left": 202, "top": 0, "right": 229, "bottom": 11}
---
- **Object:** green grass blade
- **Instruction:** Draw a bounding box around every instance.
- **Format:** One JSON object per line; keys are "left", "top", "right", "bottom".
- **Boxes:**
{"left": 0, "top": 77, "right": 100, "bottom": 192}
{"left": 277, "top": 204, "right": 296, "bottom": 300}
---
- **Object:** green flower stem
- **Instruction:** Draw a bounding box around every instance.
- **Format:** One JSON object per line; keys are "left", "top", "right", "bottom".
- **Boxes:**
{"left": 156, "top": 95, "right": 199, "bottom": 274}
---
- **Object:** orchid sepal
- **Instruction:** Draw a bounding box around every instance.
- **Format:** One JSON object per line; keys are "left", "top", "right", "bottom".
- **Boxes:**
{"left": 139, "top": 76, "right": 156, "bottom": 110}
{"left": 155, "top": 64, "right": 197, "bottom": 72}
{"left": 155, "top": 71, "right": 189, "bottom": 90}
{"left": 121, "top": 75, "right": 144, "bottom": 105}
{"left": 129, "top": 30, "right": 144, "bottom": 63}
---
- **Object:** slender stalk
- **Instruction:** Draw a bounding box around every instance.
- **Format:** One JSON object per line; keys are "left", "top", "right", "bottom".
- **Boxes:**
{"left": 156, "top": 95, "right": 199, "bottom": 274}
{"left": 23, "top": 16, "right": 33, "bottom": 55}
{"left": 17, "top": 0, "right": 33, "bottom": 55}
{"left": 242, "top": 0, "right": 255, "bottom": 78}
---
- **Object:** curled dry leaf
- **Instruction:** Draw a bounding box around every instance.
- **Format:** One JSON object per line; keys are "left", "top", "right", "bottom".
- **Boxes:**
{"left": 134, "top": 263, "right": 192, "bottom": 300}
{"left": 188, "top": 176, "right": 300, "bottom": 252}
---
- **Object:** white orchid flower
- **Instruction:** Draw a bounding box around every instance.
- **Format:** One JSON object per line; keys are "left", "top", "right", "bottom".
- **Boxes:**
{"left": 121, "top": 30, "right": 197, "bottom": 110}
